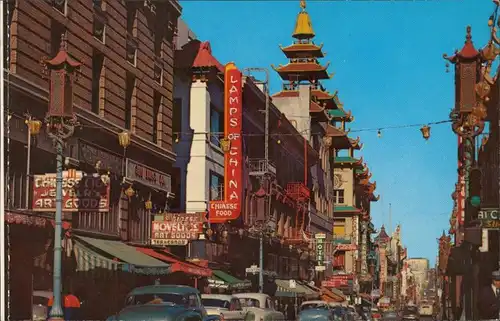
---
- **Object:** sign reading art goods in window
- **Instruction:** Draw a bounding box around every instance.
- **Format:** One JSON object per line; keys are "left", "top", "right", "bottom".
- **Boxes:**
{"left": 126, "top": 159, "right": 171, "bottom": 192}
{"left": 151, "top": 213, "right": 204, "bottom": 246}
{"left": 208, "top": 63, "right": 243, "bottom": 223}
{"left": 32, "top": 171, "right": 110, "bottom": 212}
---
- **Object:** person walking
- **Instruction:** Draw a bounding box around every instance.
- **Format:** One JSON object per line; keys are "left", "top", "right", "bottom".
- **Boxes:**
{"left": 477, "top": 270, "right": 500, "bottom": 320}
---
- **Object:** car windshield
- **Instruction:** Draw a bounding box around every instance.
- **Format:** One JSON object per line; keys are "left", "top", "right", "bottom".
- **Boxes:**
{"left": 202, "top": 299, "right": 230, "bottom": 309}
{"left": 384, "top": 311, "right": 398, "bottom": 318}
{"left": 125, "top": 293, "right": 186, "bottom": 306}
{"left": 404, "top": 307, "right": 418, "bottom": 314}
{"left": 238, "top": 298, "right": 260, "bottom": 308}
{"left": 301, "top": 303, "right": 328, "bottom": 311}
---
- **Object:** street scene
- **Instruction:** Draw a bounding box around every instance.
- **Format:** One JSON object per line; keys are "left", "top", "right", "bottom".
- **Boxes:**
{"left": 2, "top": 0, "right": 500, "bottom": 320}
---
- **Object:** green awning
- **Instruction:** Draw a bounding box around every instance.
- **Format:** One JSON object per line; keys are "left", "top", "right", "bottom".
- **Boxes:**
{"left": 74, "top": 235, "right": 171, "bottom": 275}
{"left": 208, "top": 270, "right": 252, "bottom": 290}
{"left": 275, "top": 279, "right": 306, "bottom": 297}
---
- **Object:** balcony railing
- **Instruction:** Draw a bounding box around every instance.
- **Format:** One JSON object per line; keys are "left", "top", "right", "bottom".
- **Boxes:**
{"left": 332, "top": 235, "right": 351, "bottom": 244}
{"left": 286, "top": 182, "right": 310, "bottom": 201}
{"left": 248, "top": 159, "right": 276, "bottom": 176}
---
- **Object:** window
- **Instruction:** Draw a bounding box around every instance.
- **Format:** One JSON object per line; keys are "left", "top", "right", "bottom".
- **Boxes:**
{"left": 209, "top": 171, "right": 223, "bottom": 201}
{"left": 333, "top": 218, "right": 346, "bottom": 236}
{"left": 266, "top": 253, "right": 278, "bottom": 271}
{"left": 152, "top": 91, "right": 161, "bottom": 143}
{"left": 126, "top": 3, "right": 138, "bottom": 65}
{"left": 51, "top": 0, "right": 67, "bottom": 15}
{"left": 154, "top": 26, "right": 163, "bottom": 58}
{"left": 333, "top": 189, "right": 344, "bottom": 204}
{"left": 210, "top": 104, "right": 223, "bottom": 147}
{"left": 50, "top": 20, "right": 65, "bottom": 57}
{"left": 188, "top": 294, "right": 198, "bottom": 308}
{"left": 332, "top": 253, "right": 345, "bottom": 268}
{"left": 91, "top": 50, "right": 104, "bottom": 115}
{"left": 125, "top": 72, "right": 135, "bottom": 130}
{"left": 172, "top": 98, "right": 182, "bottom": 144}
{"left": 92, "top": 0, "right": 106, "bottom": 43}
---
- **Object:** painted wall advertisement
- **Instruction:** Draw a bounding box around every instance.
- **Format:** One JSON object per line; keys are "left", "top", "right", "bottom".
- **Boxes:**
{"left": 32, "top": 171, "right": 110, "bottom": 212}
{"left": 208, "top": 63, "right": 243, "bottom": 223}
{"left": 315, "top": 233, "right": 326, "bottom": 271}
{"left": 151, "top": 213, "right": 204, "bottom": 246}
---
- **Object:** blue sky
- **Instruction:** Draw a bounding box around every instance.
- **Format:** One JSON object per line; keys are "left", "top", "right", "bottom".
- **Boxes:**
{"left": 179, "top": 0, "right": 495, "bottom": 266}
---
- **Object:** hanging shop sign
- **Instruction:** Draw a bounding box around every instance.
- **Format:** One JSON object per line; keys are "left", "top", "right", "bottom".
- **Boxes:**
{"left": 151, "top": 213, "right": 204, "bottom": 246}
{"left": 315, "top": 233, "right": 326, "bottom": 270}
{"left": 126, "top": 159, "right": 171, "bottom": 192}
{"left": 336, "top": 244, "right": 358, "bottom": 251}
{"left": 208, "top": 63, "right": 243, "bottom": 223}
{"left": 78, "top": 140, "right": 123, "bottom": 174}
{"left": 32, "top": 171, "right": 110, "bottom": 212}
{"left": 478, "top": 208, "right": 500, "bottom": 229}
{"left": 321, "top": 274, "right": 354, "bottom": 288}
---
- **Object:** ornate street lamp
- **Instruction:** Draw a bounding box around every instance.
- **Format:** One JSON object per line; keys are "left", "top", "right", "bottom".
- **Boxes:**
{"left": 220, "top": 137, "right": 231, "bottom": 153}
{"left": 41, "top": 34, "right": 82, "bottom": 321}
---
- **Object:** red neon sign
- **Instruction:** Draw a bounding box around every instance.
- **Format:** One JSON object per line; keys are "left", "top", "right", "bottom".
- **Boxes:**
{"left": 208, "top": 63, "right": 243, "bottom": 223}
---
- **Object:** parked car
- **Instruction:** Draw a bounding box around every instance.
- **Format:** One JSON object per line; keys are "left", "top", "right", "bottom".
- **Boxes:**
{"left": 401, "top": 306, "right": 419, "bottom": 321}
{"left": 298, "top": 300, "right": 336, "bottom": 321}
{"left": 418, "top": 304, "right": 433, "bottom": 317}
{"left": 202, "top": 294, "right": 247, "bottom": 321}
{"left": 371, "top": 308, "right": 382, "bottom": 321}
{"left": 233, "top": 293, "right": 285, "bottom": 321}
{"left": 381, "top": 311, "right": 399, "bottom": 321}
{"left": 106, "top": 285, "right": 220, "bottom": 321}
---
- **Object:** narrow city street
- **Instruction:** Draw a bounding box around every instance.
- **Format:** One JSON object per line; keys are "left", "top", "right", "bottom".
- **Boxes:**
{"left": 2, "top": 0, "right": 500, "bottom": 320}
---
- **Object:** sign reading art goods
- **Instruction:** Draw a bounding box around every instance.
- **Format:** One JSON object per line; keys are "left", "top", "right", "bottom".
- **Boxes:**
{"left": 151, "top": 213, "right": 204, "bottom": 246}
{"left": 32, "top": 171, "right": 110, "bottom": 212}
{"left": 208, "top": 63, "right": 243, "bottom": 223}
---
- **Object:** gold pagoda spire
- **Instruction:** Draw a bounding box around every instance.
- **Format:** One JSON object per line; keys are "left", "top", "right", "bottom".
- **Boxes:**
{"left": 293, "top": 0, "right": 315, "bottom": 40}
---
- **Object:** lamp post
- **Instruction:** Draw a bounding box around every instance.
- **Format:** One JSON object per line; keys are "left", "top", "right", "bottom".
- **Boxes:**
{"left": 24, "top": 115, "right": 42, "bottom": 209}
{"left": 41, "top": 34, "right": 82, "bottom": 321}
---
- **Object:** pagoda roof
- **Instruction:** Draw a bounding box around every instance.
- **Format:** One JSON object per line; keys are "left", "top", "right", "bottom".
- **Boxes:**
{"left": 443, "top": 26, "right": 481, "bottom": 63}
{"left": 292, "top": 1, "right": 315, "bottom": 40}
{"left": 325, "top": 124, "right": 347, "bottom": 137}
{"left": 375, "top": 225, "right": 390, "bottom": 243}
{"left": 334, "top": 156, "right": 364, "bottom": 168}
{"left": 175, "top": 40, "right": 224, "bottom": 72}
{"left": 312, "top": 88, "right": 336, "bottom": 100}
{"left": 328, "top": 108, "right": 354, "bottom": 122}
{"left": 272, "top": 61, "right": 332, "bottom": 81}
{"left": 355, "top": 166, "right": 371, "bottom": 178}
{"left": 280, "top": 42, "right": 325, "bottom": 58}
{"left": 310, "top": 100, "right": 331, "bottom": 122}
{"left": 45, "top": 34, "right": 81, "bottom": 68}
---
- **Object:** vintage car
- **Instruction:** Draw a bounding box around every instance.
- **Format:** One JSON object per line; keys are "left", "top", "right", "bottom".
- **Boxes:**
{"left": 202, "top": 294, "right": 248, "bottom": 321}
{"left": 106, "top": 285, "right": 221, "bottom": 321}
{"left": 233, "top": 293, "right": 285, "bottom": 321}
{"left": 298, "top": 300, "right": 336, "bottom": 321}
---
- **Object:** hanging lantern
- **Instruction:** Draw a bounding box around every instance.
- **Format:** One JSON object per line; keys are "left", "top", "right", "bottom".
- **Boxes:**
{"left": 100, "top": 173, "right": 110, "bottom": 186}
{"left": 145, "top": 194, "right": 153, "bottom": 210}
{"left": 220, "top": 138, "right": 231, "bottom": 153}
{"left": 26, "top": 119, "right": 42, "bottom": 136}
{"left": 124, "top": 185, "right": 135, "bottom": 198}
{"left": 118, "top": 130, "right": 131, "bottom": 148}
{"left": 377, "top": 129, "right": 382, "bottom": 138}
{"left": 420, "top": 125, "right": 431, "bottom": 140}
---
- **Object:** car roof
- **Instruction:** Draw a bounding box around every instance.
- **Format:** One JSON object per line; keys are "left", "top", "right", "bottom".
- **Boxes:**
{"left": 202, "top": 294, "right": 235, "bottom": 301}
{"left": 128, "top": 285, "right": 199, "bottom": 296}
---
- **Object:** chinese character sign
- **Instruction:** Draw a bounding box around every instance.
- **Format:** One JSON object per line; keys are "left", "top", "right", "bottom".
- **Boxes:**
{"left": 208, "top": 63, "right": 243, "bottom": 223}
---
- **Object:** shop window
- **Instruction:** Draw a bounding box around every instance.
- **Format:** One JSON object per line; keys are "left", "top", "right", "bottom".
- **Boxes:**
{"left": 210, "top": 104, "right": 224, "bottom": 148}
{"left": 128, "top": 199, "right": 152, "bottom": 243}
{"left": 51, "top": 0, "right": 67, "bottom": 15}
{"left": 267, "top": 253, "right": 278, "bottom": 271}
{"left": 209, "top": 171, "right": 224, "bottom": 201}
{"left": 333, "top": 189, "right": 344, "bottom": 204}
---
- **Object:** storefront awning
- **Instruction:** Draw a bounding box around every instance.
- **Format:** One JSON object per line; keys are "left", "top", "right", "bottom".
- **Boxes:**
{"left": 73, "top": 236, "right": 170, "bottom": 275}
{"left": 320, "top": 287, "right": 346, "bottom": 302}
{"left": 136, "top": 247, "right": 212, "bottom": 277}
{"left": 208, "top": 270, "right": 252, "bottom": 290}
{"left": 275, "top": 279, "right": 316, "bottom": 298}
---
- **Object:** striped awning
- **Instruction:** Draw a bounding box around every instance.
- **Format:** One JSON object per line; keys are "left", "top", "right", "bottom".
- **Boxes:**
{"left": 275, "top": 279, "right": 306, "bottom": 297}
{"left": 74, "top": 238, "right": 121, "bottom": 271}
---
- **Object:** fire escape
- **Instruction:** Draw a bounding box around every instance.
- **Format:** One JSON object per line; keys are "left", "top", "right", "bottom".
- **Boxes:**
{"left": 286, "top": 182, "right": 310, "bottom": 240}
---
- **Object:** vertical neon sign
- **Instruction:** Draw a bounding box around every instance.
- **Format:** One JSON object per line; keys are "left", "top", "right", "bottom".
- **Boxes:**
{"left": 208, "top": 63, "right": 243, "bottom": 223}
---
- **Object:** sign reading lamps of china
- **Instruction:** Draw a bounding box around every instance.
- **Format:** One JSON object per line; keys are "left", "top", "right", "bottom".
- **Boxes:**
{"left": 208, "top": 63, "right": 243, "bottom": 223}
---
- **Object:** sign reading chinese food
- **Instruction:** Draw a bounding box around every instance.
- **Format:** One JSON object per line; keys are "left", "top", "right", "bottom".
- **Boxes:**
{"left": 32, "top": 171, "right": 110, "bottom": 212}
{"left": 151, "top": 213, "right": 204, "bottom": 246}
{"left": 208, "top": 63, "right": 243, "bottom": 223}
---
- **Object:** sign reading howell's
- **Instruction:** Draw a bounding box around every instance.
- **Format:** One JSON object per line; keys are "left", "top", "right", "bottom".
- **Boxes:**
{"left": 151, "top": 213, "right": 204, "bottom": 246}
{"left": 478, "top": 208, "right": 500, "bottom": 229}
{"left": 32, "top": 171, "right": 110, "bottom": 212}
{"left": 208, "top": 63, "right": 243, "bottom": 223}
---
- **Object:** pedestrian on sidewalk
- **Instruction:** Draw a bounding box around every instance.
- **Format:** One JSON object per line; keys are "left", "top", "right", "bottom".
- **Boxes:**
{"left": 477, "top": 270, "right": 500, "bottom": 320}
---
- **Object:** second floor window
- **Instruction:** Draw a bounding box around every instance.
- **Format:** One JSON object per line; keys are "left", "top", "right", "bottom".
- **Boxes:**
{"left": 152, "top": 91, "right": 161, "bottom": 143}
{"left": 126, "top": 3, "right": 138, "bottom": 66}
{"left": 172, "top": 99, "right": 182, "bottom": 145}
{"left": 125, "top": 72, "right": 136, "bottom": 130}
{"left": 50, "top": 20, "right": 65, "bottom": 57}
{"left": 209, "top": 172, "right": 224, "bottom": 201}
{"left": 91, "top": 50, "right": 104, "bottom": 115}
{"left": 210, "top": 104, "right": 223, "bottom": 148}
{"left": 333, "top": 189, "right": 345, "bottom": 204}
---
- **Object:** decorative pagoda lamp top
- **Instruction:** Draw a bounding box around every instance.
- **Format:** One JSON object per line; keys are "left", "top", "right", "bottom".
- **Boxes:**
{"left": 42, "top": 34, "right": 82, "bottom": 119}
{"left": 292, "top": 0, "right": 315, "bottom": 40}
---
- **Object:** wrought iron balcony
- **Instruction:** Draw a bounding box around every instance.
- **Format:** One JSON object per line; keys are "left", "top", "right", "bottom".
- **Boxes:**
{"left": 286, "top": 182, "right": 310, "bottom": 201}
{"left": 332, "top": 235, "right": 352, "bottom": 244}
{"left": 248, "top": 159, "right": 276, "bottom": 176}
